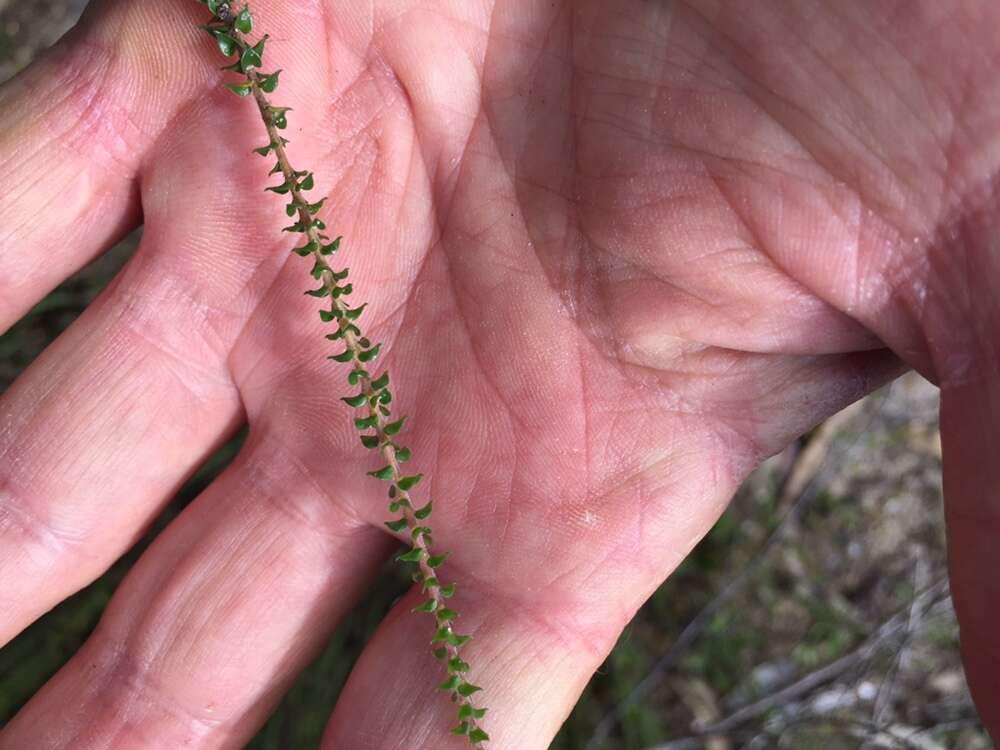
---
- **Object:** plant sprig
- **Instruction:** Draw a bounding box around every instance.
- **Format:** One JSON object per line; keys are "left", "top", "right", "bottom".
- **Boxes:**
{"left": 195, "top": 1, "right": 489, "bottom": 746}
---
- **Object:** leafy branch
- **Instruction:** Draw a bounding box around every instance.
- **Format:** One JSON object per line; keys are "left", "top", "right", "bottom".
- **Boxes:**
{"left": 194, "top": 1, "right": 489, "bottom": 745}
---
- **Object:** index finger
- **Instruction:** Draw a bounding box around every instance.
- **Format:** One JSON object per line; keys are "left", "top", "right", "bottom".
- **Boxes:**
{"left": 0, "top": 0, "right": 220, "bottom": 331}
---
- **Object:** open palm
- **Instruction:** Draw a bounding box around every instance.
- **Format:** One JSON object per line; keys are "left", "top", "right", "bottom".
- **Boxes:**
{"left": 3, "top": 1, "right": 1000, "bottom": 747}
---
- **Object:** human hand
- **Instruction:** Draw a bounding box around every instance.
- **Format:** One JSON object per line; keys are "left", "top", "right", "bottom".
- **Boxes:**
{"left": 2, "top": 1, "right": 999, "bottom": 747}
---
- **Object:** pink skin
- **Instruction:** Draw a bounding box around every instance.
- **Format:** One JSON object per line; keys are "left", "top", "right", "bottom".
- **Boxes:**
{"left": 0, "top": 1, "right": 998, "bottom": 747}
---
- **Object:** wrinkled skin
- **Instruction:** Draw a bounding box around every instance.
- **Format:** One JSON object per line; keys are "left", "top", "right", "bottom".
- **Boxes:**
{"left": 1, "top": 1, "right": 999, "bottom": 747}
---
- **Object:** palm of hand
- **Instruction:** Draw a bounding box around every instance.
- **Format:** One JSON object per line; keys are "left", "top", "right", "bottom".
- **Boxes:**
{"left": 2, "top": 1, "right": 998, "bottom": 748}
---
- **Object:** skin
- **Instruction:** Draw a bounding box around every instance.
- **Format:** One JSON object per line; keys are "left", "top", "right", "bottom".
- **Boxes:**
{"left": 1, "top": 0, "right": 998, "bottom": 747}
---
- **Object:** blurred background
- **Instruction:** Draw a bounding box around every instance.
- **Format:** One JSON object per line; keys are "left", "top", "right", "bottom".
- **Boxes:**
{"left": 0, "top": 2, "right": 990, "bottom": 748}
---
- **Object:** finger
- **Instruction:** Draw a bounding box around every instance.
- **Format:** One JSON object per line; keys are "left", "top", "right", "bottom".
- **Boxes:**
{"left": 0, "top": 0, "right": 234, "bottom": 331}
{"left": 940, "top": 377, "right": 1000, "bottom": 742}
{"left": 0, "top": 432, "right": 392, "bottom": 749}
{"left": 321, "top": 581, "right": 616, "bottom": 750}
{"left": 0, "top": 92, "right": 295, "bottom": 644}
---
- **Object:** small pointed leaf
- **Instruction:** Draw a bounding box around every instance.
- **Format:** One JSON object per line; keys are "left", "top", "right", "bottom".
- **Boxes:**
{"left": 234, "top": 6, "right": 253, "bottom": 33}
{"left": 258, "top": 69, "right": 281, "bottom": 92}
{"left": 367, "top": 465, "right": 394, "bottom": 481}
{"left": 457, "top": 683, "right": 482, "bottom": 697}
{"left": 225, "top": 81, "right": 253, "bottom": 96}
{"left": 436, "top": 608, "right": 458, "bottom": 623}
{"left": 396, "top": 474, "right": 423, "bottom": 491}
{"left": 330, "top": 350, "right": 356, "bottom": 364}
{"left": 469, "top": 729, "right": 490, "bottom": 743}
{"left": 396, "top": 547, "right": 424, "bottom": 563}
{"left": 384, "top": 417, "right": 406, "bottom": 436}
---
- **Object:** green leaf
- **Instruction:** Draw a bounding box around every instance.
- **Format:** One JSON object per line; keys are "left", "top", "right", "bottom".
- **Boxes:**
{"left": 368, "top": 465, "right": 394, "bottom": 481}
{"left": 207, "top": 0, "right": 222, "bottom": 15}
{"left": 360, "top": 434, "right": 380, "bottom": 449}
{"left": 439, "top": 583, "right": 456, "bottom": 598}
{"left": 411, "top": 526, "right": 431, "bottom": 540}
{"left": 457, "top": 683, "right": 482, "bottom": 698}
{"left": 240, "top": 47, "right": 264, "bottom": 72}
{"left": 448, "top": 632, "right": 472, "bottom": 648}
{"left": 331, "top": 283, "right": 353, "bottom": 298}
{"left": 241, "top": 41, "right": 263, "bottom": 70}
{"left": 448, "top": 657, "right": 470, "bottom": 673}
{"left": 370, "top": 372, "right": 390, "bottom": 390}
{"left": 319, "top": 309, "right": 337, "bottom": 323}
{"left": 452, "top": 722, "right": 470, "bottom": 736}
{"left": 307, "top": 198, "right": 327, "bottom": 215}
{"left": 258, "top": 69, "right": 280, "bottom": 92}
{"left": 436, "top": 608, "right": 458, "bottom": 623}
{"left": 388, "top": 500, "right": 401, "bottom": 513}
{"left": 268, "top": 181, "right": 292, "bottom": 195}
{"left": 321, "top": 236, "right": 342, "bottom": 255}
{"left": 268, "top": 107, "right": 292, "bottom": 130}
{"left": 439, "top": 675, "right": 461, "bottom": 692}
{"left": 310, "top": 259, "right": 327, "bottom": 279}
{"left": 427, "top": 552, "right": 448, "bottom": 568}
{"left": 212, "top": 31, "right": 238, "bottom": 56}
{"left": 421, "top": 576, "right": 439, "bottom": 591}
{"left": 234, "top": 5, "right": 253, "bottom": 33}
{"left": 469, "top": 728, "right": 490, "bottom": 743}
{"left": 305, "top": 286, "right": 330, "bottom": 298}
{"left": 355, "top": 416, "right": 378, "bottom": 430}
{"left": 397, "top": 547, "right": 424, "bottom": 563}
{"left": 300, "top": 173, "right": 315, "bottom": 190}
{"left": 396, "top": 474, "right": 422, "bottom": 491}
{"left": 384, "top": 417, "right": 406, "bottom": 436}
{"left": 347, "top": 368, "right": 369, "bottom": 386}
{"left": 458, "top": 705, "right": 487, "bottom": 720}
{"left": 384, "top": 518, "right": 408, "bottom": 533}
{"left": 344, "top": 303, "right": 367, "bottom": 321}
{"left": 286, "top": 202, "right": 298, "bottom": 217}
{"left": 293, "top": 241, "right": 318, "bottom": 257}
{"left": 253, "top": 143, "right": 273, "bottom": 156}
{"left": 357, "top": 344, "right": 381, "bottom": 363}
{"left": 330, "top": 350, "right": 356, "bottom": 364}
{"left": 341, "top": 392, "right": 367, "bottom": 407}
{"left": 283, "top": 220, "right": 306, "bottom": 233}
{"left": 379, "top": 390, "right": 393, "bottom": 405}
{"left": 412, "top": 598, "right": 437, "bottom": 613}
{"left": 414, "top": 501, "right": 431, "bottom": 519}
{"left": 433, "top": 647, "right": 448, "bottom": 660}
{"left": 225, "top": 81, "right": 253, "bottom": 96}
{"left": 329, "top": 267, "right": 350, "bottom": 281}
